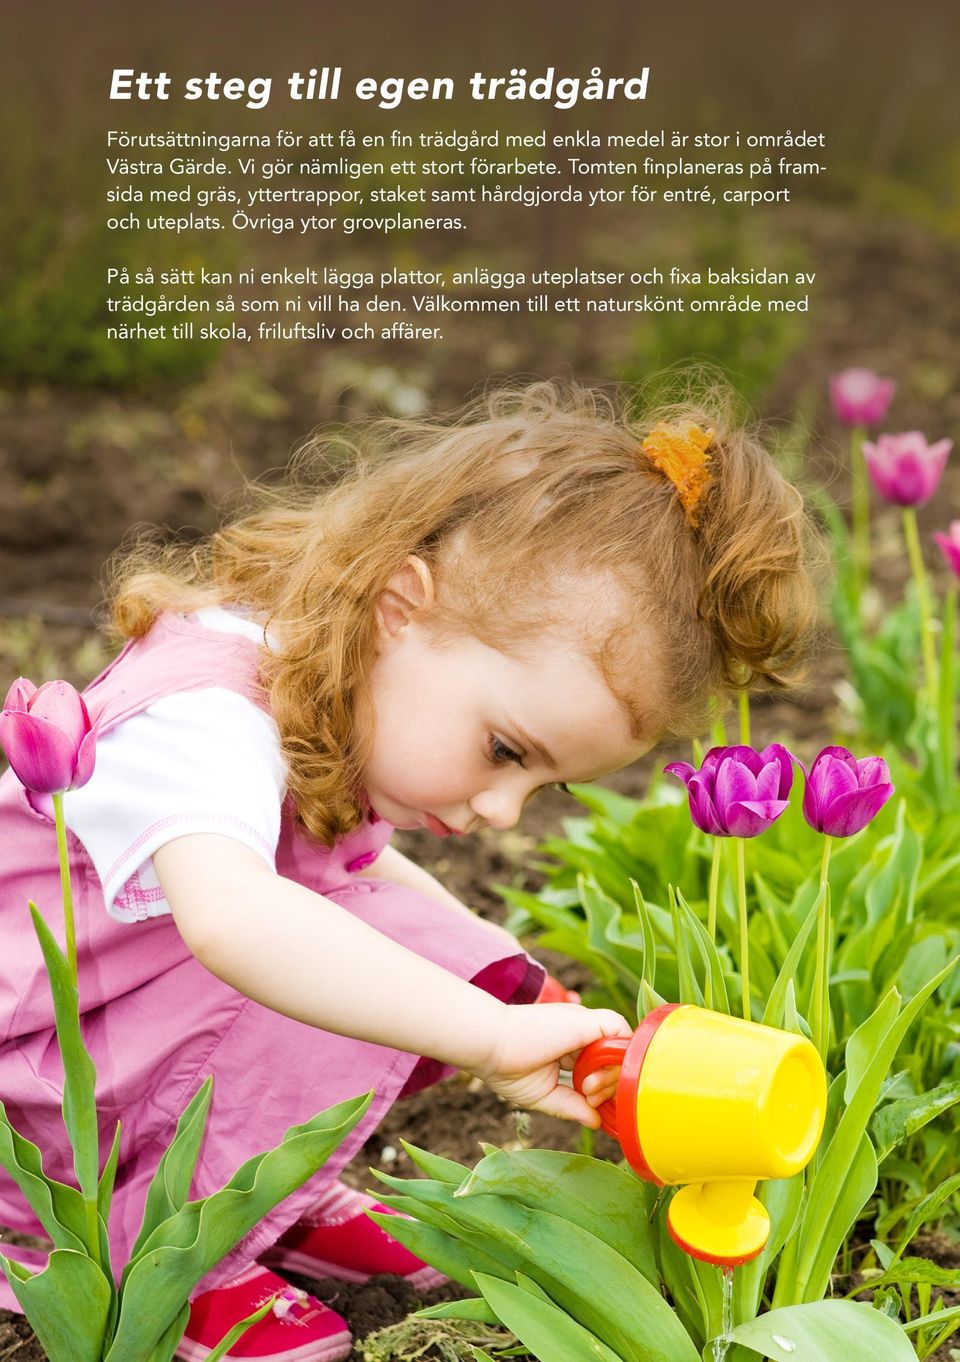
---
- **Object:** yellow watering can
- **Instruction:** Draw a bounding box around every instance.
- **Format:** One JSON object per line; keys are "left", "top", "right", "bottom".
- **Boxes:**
{"left": 572, "top": 1004, "right": 827, "bottom": 1266}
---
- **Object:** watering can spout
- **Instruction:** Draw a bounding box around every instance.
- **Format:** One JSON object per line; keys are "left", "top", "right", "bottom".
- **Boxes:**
{"left": 572, "top": 1004, "right": 827, "bottom": 1267}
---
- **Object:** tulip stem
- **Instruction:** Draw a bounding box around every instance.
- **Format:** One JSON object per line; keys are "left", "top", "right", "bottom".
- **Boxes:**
{"left": 51, "top": 790, "right": 100, "bottom": 1268}
{"left": 51, "top": 792, "right": 77, "bottom": 989}
{"left": 902, "top": 506, "right": 939, "bottom": 710}
{"left": 939, "top": 587, "right": 957, "bottom": 803}
{"left": 704, "top": 838, "right": 722, "bottom": 1010}
{"left": 738, "top": 690, "right": 751, "bottom": 746}
{"left": 735, "top": 838, "right": 750, "bottom": 1021}
{"left": 850, "top": 425, "right": 870, "bottom": 599}
{"left": 812, "top": 836, "right": 834, "bottom": 1062}
{"left": 708, "top": 838, "right": 721, "bottom": 944}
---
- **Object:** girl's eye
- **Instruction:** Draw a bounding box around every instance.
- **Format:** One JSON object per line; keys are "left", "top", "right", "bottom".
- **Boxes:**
{"left": 489, "top": 735, "right": 524, "bottom": 766}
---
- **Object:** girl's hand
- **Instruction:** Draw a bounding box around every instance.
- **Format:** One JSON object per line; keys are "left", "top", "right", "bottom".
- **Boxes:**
{"left": 469, "top": 1002, "right": 632, "bottom": 1126}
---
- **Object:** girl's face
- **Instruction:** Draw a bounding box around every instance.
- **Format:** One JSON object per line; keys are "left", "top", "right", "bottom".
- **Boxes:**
{"left": 362, "top": 561, "right": 654, "bottom": 835}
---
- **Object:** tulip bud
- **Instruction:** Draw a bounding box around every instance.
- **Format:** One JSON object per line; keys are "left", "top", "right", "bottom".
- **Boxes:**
{"left": 829, "top": 368, "right": 896, "bottom": 427}
{"left": 665, "top": 743, "right": 794, "bottom": 838}
{"left": 934, "top": 522, "right": 960, "bottom": 579}
{"left": 0, "top": 677, "right": 97, "bottom": 795}
{"left": 862, "top": 432, "right": 952, "bottom": 507}
{"left": 800, "top": 745, "right": 894, "bottom": 837}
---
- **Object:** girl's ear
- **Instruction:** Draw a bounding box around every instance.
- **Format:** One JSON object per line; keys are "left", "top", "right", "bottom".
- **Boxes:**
{"left": 375, "top": 555, "right": 436, "bottom": 640}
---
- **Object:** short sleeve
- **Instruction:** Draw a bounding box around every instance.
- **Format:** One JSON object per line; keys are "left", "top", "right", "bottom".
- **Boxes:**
{"left": 63, "top": 689, "right": 286, "bottom": 923}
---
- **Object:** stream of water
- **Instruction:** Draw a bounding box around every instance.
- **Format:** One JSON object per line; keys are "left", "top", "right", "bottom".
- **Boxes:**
{"left": 710, "top": 1268, "right": 735, "bottom": 1362}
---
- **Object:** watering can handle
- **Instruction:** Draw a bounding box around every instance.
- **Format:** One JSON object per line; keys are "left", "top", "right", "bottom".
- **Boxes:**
{"left": 572, "top": 1036, "right": 631, "bottom": 1141}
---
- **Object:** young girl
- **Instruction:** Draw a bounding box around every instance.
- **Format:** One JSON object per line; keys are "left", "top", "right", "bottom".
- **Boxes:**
{"left": 0, "top": 379, "right": 817, "bottom": 1361}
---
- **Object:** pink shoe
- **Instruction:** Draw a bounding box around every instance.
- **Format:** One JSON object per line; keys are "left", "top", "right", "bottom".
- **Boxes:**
{"left": 176, "top": 1264, "right": 352, "bottom": 1362}
{"left": 261, "top": 1184, "right": 446, "bottom": 1293}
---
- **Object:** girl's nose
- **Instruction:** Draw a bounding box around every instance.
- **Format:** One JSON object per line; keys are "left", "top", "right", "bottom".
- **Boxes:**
{"left": 470, "top": 786, "right": 525, "bottom": 831}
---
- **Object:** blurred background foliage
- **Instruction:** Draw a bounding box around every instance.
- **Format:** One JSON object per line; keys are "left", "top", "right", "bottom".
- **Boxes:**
{"left": 0, "top": 0, "right": 958, "bottom": 625}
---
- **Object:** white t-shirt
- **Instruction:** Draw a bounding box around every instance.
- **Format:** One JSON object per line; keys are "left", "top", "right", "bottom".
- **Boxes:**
{"left": 63, "top": 608, "right": 287, "bottom": 923}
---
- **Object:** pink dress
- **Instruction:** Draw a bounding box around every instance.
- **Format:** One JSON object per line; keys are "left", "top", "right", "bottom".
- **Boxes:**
{"left": 0, "top": 613, "right": 542, "bottom": 1311}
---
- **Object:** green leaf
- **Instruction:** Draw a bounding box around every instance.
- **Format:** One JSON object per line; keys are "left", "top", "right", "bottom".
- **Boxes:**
{"left": 128, "top": 1078, "right": 213, "bottom": 1261}
{"left": 415, "top": 1296, "right": 501, "bottom": 1324}
{"left": 792, "top": 959, "right": 958, "bottom": 1303}
{"left": 143, "top": 1303, "right": 190, "bottom": 1362}
{"left": 454, "top": 1147, "right": 660, "bottom": 1286}
{"left": 632, "top": 881, "right": 658, "bottom": 992}
{"left": 580, "top": 876, "right": 648, "bottom": 993}
{"left": 727, "top": 1300, "right": 916, "bottom": 1360}
{"left": 761, "top": 889, "right": 821, "bottom": 1028}
{"left": 29, "top": 904, "right": 100, "bottom": 1204}
{"left": 844, "top": 989, "right": 900, "bottom": 1103}
{"left": 106, "top": 1092, "right": 370, "bottom": 1362}
{"left": 204, "top": 1295, "right": 278, "bottom": 1362}
{"left": 0, "top": 1103, "right": 87, "bottom": 1251}
{"left": 890, "top": 1171, "right": 960, "bottom": 1264}
{"left": 368, "top": 1203, "right": 514, "bottom": 1291}
{"left": 675, "top": 887, "right": 729, "bottom": 1014}
{"left": 871, "top": 1081, "right": 960, "bottom": 1161}
{"left": 850, "top": 1255, "right": 960, "bottom": 1291}
{"left": 98, "top": 1121, "right": 122, "bottom": 1223}
{"left": 670, "top": 886, "right": 704, "bottom": 1007}
{"left": 373, "top": 1176, "right": 694, "bottom": 1362}
{"left": 0, "top": 1248, "right": 112, "bottom": 1362}
{"left": 474, "top": 1271, "right": 627, "bottom": 1362}
{"left": 901, "top": 1302, "right": 960, "bottom": 1334}
{"left": 734, "top": 1174, "right": 804, "bottom": 1320}
{"left": 399, "top": 1140, "right": 470, "bottom": 1184}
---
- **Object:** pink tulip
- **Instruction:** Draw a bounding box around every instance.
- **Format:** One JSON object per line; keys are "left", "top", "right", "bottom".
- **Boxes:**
{"left": 0, "top": 678, "right": 97, "bottom": 794}
{"left": 665, "top": 743, "right": 794, "bottom": 838}
{"left": 829, "top": 369, "right": 896, "bottom": 427}
{"left": 862, "top": 431, "right": 952, "bottom": 507}
{"left": 800, "top": 746, "right": 893, "bottom": 837}
{"left": 934, "top": 522, "right": 960, "bottom": 579}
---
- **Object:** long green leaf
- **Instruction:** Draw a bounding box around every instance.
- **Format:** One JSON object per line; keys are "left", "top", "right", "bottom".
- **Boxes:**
{"left": 727, "top": 1300, "right": 915, "bottom": 1360}
{"left": 675, "top": 887, "right": 729, "bottom": 1014}
{"left": 631, "top": 881, "right": 658, "bottom": 992}
{"left": 455, "top": 1147, "right": 660, "bottom": 1286}
{"left": 0, "top": 1104, "right": 87, "bottom": 1251}
{"left": 849, "top": 1255, "right": 960, "bottom": 1292}
{"left": 475, "top": 1272, "right": 626, "bottom": 1362}
{"left": 792, "top": 958, "right": 957, "bottom": 1302}
{"left": 106, "top": 1091, "right": 370, "bottom": 1362}
{"left": 368, "top": 1202, "right": 518, "bottom": 1291}
{"left": 144, "top": 1303, "right": 190, "bottom": 1362}
{"left": 373, "top": 1176, "right": 694, "bottom": 1362}
{"left": 128, "top": 1078, "right": 213, "bottom": 1262}
{"left": 0, "top": 1248, "right": 112, "bottom": 1362}
{"left": 734, "top": 1173, "right": 804, "bottom": 1321}
{"left": 416, "top": 1296, "right": 501, "bottom": 1324}
{"left": 29, "top": 905, "right": 99, "bottom": 1204}
{"left": 871, "top": 1081, "right": 960, "bottom": 1161}
{"left": 670, "top": 886, "right": 704, "bottom": 1007}
{"left": 399, "top": 1140, "right": 470, "bottom": 1184}
{"left": 761, "top": 887, "right": 820, "bottom": 1028}
{"left": 890, "top": 1171, "right": 960, "bottom": 1265}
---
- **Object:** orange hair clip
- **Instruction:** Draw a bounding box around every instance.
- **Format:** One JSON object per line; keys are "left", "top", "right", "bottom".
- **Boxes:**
{"left": 640, "top": 422, "right": 715, "bottom": 527}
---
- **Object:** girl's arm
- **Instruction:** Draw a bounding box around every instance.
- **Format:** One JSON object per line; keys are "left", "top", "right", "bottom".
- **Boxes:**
{"left": 153, "top": 832, "right": 627, "bottom": 1124}
{"left": 357, "top": 843, "right": 518, "bottom": 948}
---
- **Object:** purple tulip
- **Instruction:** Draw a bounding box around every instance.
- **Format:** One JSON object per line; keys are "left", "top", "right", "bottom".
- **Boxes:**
{"left": 800, "top": 746, "right": 893, "bottom": 837}
{"left": 665, "top": 744, "right": 794, "bottom": 838}
{"left": 934, "top": 522, "right": 960, "bottom": 579}
{"left": 829, "top": 369, "right": 896, "bottom": 428}
{"left": 862, "top": 431, "right": 952, "bottom": 507}
{"left": 0, "top": 678, "right": 97, "bottom": 795}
